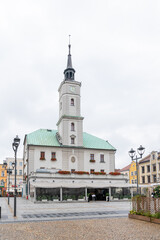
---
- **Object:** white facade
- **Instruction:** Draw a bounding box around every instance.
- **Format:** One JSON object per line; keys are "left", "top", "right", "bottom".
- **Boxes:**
{"left": 23, "top": 44, "right": 129, "bottom": 201}
{"left": 23, "top": 145, "right": 115, "bottom": 176}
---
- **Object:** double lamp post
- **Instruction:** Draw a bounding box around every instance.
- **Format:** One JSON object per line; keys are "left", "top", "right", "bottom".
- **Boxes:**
{"left": 128, "top": 145, "right": 145, "bottom": 194}
{"left": 12, "top": 135, "right": 20, "bottom": 217}
{"left": 3, "top": 135, "right": 20, "bottom": 217}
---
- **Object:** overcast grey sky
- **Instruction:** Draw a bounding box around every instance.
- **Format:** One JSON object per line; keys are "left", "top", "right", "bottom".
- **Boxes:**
{"left": 0, "top": 0, "right": 160, "bottom": 168}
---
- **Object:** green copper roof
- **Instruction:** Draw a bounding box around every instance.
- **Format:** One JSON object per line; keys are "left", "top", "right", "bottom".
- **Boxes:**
{"left": 26, "top": 129, "right": 115, "bottom": 151}
{"left": 83, "top": 132, "right": 115, "bottom": 150}
{"left": 27, "top": 129, "right": 60, "bottom": 147}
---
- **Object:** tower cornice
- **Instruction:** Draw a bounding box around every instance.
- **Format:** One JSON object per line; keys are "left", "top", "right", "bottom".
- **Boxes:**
{"left": 56, "top": 115, "right": 84, "bottom": 126}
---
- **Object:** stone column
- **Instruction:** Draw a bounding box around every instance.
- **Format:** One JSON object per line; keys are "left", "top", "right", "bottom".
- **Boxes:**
{"left": 109, "top": 187, "right": 111, "bottom": 201}
{"left": 60, "top": 187, "right": 62, "bottom": 202}
{"left": 34, "top": 188, "right": 36, "bottom": 203}
{"left": 131, "top": 187, "right": 133, "bottom": 198}
{"left": 85, "top": 187, "right": 87, "bottom": 201}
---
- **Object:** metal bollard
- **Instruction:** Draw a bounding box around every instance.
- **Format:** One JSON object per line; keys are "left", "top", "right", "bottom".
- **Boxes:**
{"left": 0, "top": 206, "right": 1, "bottom": 219}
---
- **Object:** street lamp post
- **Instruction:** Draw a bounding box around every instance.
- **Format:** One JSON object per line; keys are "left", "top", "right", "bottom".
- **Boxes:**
{"left": 12, "top": 135, "right": 20, "bottom": 217}
{"left": 3, "top": 161, "right": 14, "bottom": 205}
{"left": 128, "top": 145, "right": 145, "bottom": 194}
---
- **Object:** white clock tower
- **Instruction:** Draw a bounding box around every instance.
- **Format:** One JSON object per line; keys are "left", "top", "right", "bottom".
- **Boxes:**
{"left": 57, "top": 43, "right": 84, "bottom": 147}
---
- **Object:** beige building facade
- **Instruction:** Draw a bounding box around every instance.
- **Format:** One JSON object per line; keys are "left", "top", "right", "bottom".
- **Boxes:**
{"left": 139, "top": 151, "right": 160, "bottom": 189}
{"left": 5, "top": 157, "right": 23, "bottom": 196}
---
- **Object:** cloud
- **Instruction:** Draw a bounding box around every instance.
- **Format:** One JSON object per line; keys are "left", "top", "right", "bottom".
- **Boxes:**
{"left": 0, "top": 0, "right": 160, "bottom": 168}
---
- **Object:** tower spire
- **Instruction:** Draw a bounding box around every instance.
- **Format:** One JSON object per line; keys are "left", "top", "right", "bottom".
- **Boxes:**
{"left": 64, "top": 35, "right": 75, "bottom": 81}
{"left": 67, "top": 35, "right": 72, "bottom": 68}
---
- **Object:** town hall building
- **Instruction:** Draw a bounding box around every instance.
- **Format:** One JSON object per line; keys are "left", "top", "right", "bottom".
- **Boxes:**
{"left": 23, "top": 43, "right": 130, "bottom": 202}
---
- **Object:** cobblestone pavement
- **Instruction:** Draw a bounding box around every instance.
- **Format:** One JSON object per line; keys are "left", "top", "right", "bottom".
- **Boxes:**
{"left": 0, "top": 198, "right": 160, "bottom": 239}
{"left": 0, "top": 218, "right": 160, "bottom": 240}
{"left": 0, "top": 197, "right": 130, "bottom": 223}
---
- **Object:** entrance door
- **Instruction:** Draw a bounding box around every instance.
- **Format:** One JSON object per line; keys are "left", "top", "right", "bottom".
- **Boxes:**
{"left": 87, "top": 188, "right": 109, "bottom": 201}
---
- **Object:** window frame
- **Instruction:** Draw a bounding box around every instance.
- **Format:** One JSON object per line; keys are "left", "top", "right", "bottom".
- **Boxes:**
{"left": 71, "top": 137, "right": 75, "bottom": 144}
{"left": 147, "top": 175, "right": 150, "bottom": 183}
{"left": 51, "top": 152, "right": 56, "bottom": 160}
{"left": 153, "top": 174, "right": 156, "bottom": 183}
{"left": 141, "top": 166, "right": 145, "bottom": 174}
{"left": 147, "top": 165, "right": 150, "bottom": 173}
{"left": 71, "top": 122, "right": 75, "bottom": 131}
{"left": 71, "top": 98, "right": 74, "bottom": 106}
{"left": 153, "top": 164, "right": 156, "bottom": 172}
{"left": 90, "top": 154, "right": 94, "bottom": 160}
{"left": 142, "top": 176, "right": 145, "bottom": 184}
{"left": 100, "top": 154, "right": 104, "bottom": 163}
{"left": 40, "top": 151, "right": 45, "bottom": 160}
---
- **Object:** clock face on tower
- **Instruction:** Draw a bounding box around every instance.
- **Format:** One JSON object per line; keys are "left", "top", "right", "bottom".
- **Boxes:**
{"left": 69, "top": 86, "right": 75, "bottom": 93}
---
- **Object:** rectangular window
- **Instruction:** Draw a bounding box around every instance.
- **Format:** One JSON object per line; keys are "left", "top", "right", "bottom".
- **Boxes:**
{"left": 147, "top": 165, "right": 150, "bottom": 173}
{"left": 19, "top": 170, "right": 22, "bottom": 175}
{"left": 153, "top": 175, "right": 156, "bottom": 183}
{"left": 153, "top": 164, "right": 156, "bottom": 172}
{"left": 1, "top": 180, "right": 4, "bottom": 186}
{"left": 100, "top": 169, "right": 105, "bottom": 173}
{"left": 9, "top": 162, "right": 12, "bottom": 166}
{"left": 90, "top": 169, "right": 95, "bottom": 173}
{"left": 135, "top": 179, "right": 137, "bottom": 184}
{"left": 71, "top": 138, "right": 75, "bottom": 144}
{"left": 141, "top": 166, "right": 145, "bottom": 174}
{"left": 142, "top": 176, "right": 145, "bottom": 184}
{"left": 131, "top": 172, "right": 133, "bottom": 176}
{"left": 51, "top": 152, "right": 56, "bottom": 160}
{"left": 134, "top": 171, "right": 137, "bottom": 175}
{"left": 90, "top": 154, "right": 94, "bottom": 160}
{"left": 147, "top": 175, "right": 150, "bottom": 183}
{"left": 100, "top": 154, "right": 104, "bottom": 163}
{"left": 40, "top": 152, "right": 45, "bottom": 160}
{"left": 19, "top": 162, "right": 22, "bottom": 166}
{"left": 131, "top": 180, "right": 134, "bottom": 184}
{"left": 1, "top": 171, "right": 4, "bottom": 177}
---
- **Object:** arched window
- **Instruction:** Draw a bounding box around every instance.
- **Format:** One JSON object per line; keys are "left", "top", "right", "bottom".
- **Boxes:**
{"left": 66, "top": 72, "right": 69, "bottom": 78}
{"left": 71, "top": 123, "right": 75, "bottom": 131}
{"left": 71, "top": 98, "right": 74, "bottom": 106}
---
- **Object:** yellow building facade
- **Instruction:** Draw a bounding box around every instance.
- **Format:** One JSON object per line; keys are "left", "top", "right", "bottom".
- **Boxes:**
{"left": 0, "top": 164, "right": 7, "bottom": 196}
{"left": 129, "top": 161, "right": 137, "bottom": 184}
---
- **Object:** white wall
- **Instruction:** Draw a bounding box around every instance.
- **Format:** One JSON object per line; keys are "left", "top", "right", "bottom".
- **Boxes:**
{"left": 27, "top": 145, "right": 115, "bottom": 174}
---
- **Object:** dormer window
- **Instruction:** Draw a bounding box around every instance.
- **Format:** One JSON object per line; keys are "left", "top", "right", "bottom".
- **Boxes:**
{"left": 71, "top": 98, "right": 74, "bottom": 106}
{"left": 71, "top": 123, "right": 75, "bottom": 131}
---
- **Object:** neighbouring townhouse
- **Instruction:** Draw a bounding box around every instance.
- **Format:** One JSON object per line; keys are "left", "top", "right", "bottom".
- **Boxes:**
{"left": 0, "top": 164, "right": 7, "bottom": 196}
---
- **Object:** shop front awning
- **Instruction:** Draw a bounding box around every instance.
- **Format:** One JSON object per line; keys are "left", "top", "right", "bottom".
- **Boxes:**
{"left": 31, "top": 181, "right": 134, "bottom": 189}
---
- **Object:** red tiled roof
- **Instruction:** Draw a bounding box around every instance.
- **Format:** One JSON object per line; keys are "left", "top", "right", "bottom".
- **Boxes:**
{"left": 119, "top": 164, "right": 131, "bottom": 172}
